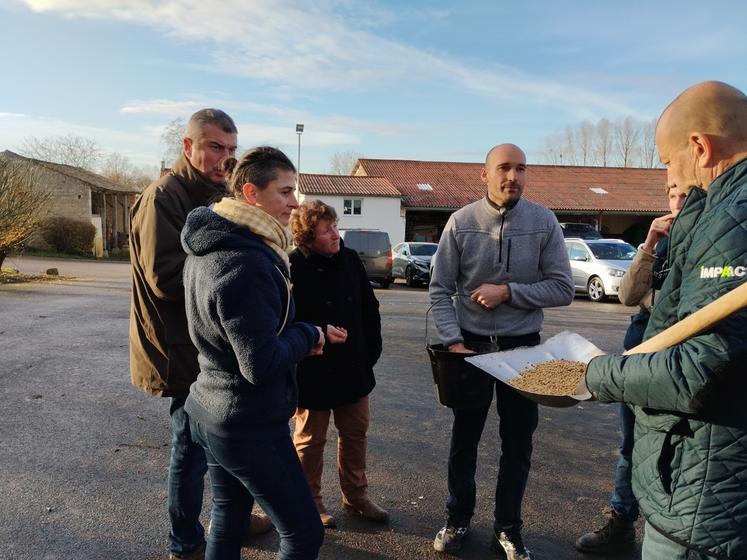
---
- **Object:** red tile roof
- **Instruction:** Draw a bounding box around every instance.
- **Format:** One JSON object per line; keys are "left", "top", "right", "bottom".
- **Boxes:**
{"left": 354, "top": 159, "right": 669, "bottom": 213}
{"left": 299, "top": 173, "right": 402, "bottom": 198}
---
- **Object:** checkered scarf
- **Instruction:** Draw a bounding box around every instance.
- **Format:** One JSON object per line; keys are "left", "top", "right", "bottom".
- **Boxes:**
{"left": 212, "top": 197, "right": 291, "bottom": 272}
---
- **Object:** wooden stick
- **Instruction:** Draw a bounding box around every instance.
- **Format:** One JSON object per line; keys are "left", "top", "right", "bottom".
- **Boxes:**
{"left": 624, "top": 281, "right": 747, "bottom": 355}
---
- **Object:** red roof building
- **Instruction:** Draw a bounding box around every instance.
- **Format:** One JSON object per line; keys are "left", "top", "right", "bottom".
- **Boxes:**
{"left": 352, "top": 158, "right": 669, "bottom": 243}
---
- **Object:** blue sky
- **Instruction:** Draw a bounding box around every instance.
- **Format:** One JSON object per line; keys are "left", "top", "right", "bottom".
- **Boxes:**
{"left": 1, "top": 0, "right": 746, "bottom": 174}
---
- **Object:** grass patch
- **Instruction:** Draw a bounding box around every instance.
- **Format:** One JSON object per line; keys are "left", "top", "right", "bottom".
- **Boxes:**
{"left": 16, "top": 248, "right": 130, "bottom": 262}
{"left": 21, "top": 248, "right": 96, "bottom": 260}
{"left": 0, "top": 269, "right": 72, "bottom": 285}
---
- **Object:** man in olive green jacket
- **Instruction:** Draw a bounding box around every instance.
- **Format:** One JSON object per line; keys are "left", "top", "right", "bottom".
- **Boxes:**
{"left": 583, "top": 82, "right": 747, "bottom": 559}
{"left": 129, "top": 109, "right": 238, "bottom": 560}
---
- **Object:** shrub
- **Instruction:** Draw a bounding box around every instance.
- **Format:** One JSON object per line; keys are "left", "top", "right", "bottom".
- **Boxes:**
{"left": 42, "top": 217, "right": 96, "bottom": 255}
{"left": 0, "top": 158, "right": 51, "bottom": 269}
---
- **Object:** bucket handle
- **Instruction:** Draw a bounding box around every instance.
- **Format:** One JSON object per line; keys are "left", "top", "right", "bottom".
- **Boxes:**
{"left": 425, "top": 294, "right": 499, "bottom": 349}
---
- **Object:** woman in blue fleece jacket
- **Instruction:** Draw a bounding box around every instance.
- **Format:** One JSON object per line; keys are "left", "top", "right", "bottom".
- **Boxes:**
{"left": 181, "top": 147, "right": 325, "bottom": 560}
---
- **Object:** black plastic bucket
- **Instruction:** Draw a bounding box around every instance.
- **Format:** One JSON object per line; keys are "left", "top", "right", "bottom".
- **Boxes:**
{"left": 427, "top": 341, "right": 498, "bottom": 409}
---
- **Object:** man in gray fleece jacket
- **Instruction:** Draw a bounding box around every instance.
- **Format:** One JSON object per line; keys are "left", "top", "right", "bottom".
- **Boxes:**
{"left": 430, "top": 143, "right": 573, "bottom": 560}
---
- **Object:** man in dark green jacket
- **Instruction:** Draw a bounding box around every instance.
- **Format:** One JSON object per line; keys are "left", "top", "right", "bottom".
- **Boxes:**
{"left": 583, "top": 81, "right": 747, "bottom": 560}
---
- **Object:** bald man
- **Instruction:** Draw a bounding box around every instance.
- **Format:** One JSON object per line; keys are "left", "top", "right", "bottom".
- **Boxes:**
{"left": 582, "top": 81, "right": 747, "bottom": 559}
{"left": 429, "top": 144, "right": 573, "bottom": 559}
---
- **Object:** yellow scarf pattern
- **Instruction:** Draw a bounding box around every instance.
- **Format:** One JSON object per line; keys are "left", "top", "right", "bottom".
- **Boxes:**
{"left": 212, "top": 197, "right": 291, "bottom": 272}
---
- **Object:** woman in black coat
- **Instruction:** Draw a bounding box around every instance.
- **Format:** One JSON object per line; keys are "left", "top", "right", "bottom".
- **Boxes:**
{"left": 289, "top": 199, "right": 386, "bottom": 529}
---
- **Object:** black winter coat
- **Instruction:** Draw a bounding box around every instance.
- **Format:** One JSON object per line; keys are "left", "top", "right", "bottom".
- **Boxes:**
{"left": 290, "top": 243, "right": 382, "bottom": 410}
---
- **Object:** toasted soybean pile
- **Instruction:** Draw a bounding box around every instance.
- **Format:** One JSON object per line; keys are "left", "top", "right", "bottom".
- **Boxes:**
{"left": 509, "top": 359, "right": 586, "bottom": 396}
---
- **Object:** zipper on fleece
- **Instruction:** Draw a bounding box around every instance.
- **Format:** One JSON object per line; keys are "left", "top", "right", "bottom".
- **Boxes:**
{"left": 498, "top": 210, "right": 506, "bottom": 263}
{"left": 506, "top": 238, "right": 512, "bottom": 273}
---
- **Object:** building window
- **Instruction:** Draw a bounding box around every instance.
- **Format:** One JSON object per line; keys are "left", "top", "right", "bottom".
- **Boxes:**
{"left": 343, "top": 198, "right": 362, "bottom": 216}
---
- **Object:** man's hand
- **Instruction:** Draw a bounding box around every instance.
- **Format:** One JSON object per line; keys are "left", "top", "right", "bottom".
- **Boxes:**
{"left": 574, "top": 373, "right": 593, "bottom": 399}
{"left": 308, "top": 326, "right": 325, "bottom": 356}
{"left": 448, "top": 342, "right": 476, "bottom": 354}
{"left": 470, "top": 283, "right": 510, "bottom": 309}
{"left": 326, "top": 325, "right": 348, "bottom": 344}
{"left": 574, "top": 353, "right": 606, "bottom": 399}
{"left": 641, "top": 213, "right": 675, "bottom": 254}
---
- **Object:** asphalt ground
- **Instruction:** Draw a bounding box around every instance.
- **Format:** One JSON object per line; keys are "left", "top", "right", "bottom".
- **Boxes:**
{"left": 1, "top": 257, "right": 642, "bottom": 560}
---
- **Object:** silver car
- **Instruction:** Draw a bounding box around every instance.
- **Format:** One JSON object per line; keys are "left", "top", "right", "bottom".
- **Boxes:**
{"left": 565, "top": 238, "right": 637, "bottom": 302}
{"left": 392, "top": 242, "right": 438, "bottom": 287}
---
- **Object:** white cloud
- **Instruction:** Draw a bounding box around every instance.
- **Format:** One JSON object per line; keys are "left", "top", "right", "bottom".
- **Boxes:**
{"left": 123, "top": 97, "right": 412, "bottom": 138}
{"left": 21, "top": 0, "right": 640, "bottom": 118}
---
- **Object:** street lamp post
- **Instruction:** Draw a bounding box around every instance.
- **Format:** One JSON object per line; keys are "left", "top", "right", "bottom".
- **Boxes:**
{"left": 296, "top": 123, "right": 304, "bottom": 176}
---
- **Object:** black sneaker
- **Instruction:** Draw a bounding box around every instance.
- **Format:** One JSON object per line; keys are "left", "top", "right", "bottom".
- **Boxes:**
{"left": 492, "top": 528, "right": 534, "bottom": 560}
{"left": 574, "top": 509, "right": 636, "bottom": 554}
{"left": 433, "top": 522, "right": 471, "bottom": 553}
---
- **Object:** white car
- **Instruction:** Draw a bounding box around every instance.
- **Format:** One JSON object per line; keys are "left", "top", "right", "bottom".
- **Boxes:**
{"left": 564, "top": 238, "right": 637, "bottom": 302}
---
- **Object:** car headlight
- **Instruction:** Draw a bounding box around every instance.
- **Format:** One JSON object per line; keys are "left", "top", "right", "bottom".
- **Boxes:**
{"left": 607, "top": 268, "right": 625, "bottom": 277}
{"left": 413, "top": 260, "right": 429, "bottom": 270}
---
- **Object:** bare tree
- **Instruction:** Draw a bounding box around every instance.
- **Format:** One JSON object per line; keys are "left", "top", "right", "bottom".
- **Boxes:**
{"left": 160, "top": 117, "right": 185, "bottom": 167}
{"left": 100, "top": 152, "right": 157, "bottom": 191}
{"left": 594, "top": 118, "right": 612, "bottom": 166}
{"left": 639, "top": 117, "right": 659, "bottom": 168}
{"left": 542, "top": 134, "right": 562, "bottom": 164}
{"left": 577, "top": 120, "right": 594, "bottom": 165}
{"left": 561, "top": 126, "right": 578, "bottom": 166}
{"left": 20, "top": 134, "right": 103, "bottom": 170}
{"left": 0, "top": 158, "right": 52, "bottom": 269}
{"left": 613, "top": 117, "right": 640, "bottom": 167}
{"left": 329, "top": 150, "right": 364, "bottom": 175}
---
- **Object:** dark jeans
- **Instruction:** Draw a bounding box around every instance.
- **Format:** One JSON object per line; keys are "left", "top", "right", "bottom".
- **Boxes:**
{"left": 190, "top": 417, "right": 324, "bottom": 560}
{"left": 446, "top": 331, "right": 540, "bottom": 532}
{"left": 168, "top": 396, "right": 208, "bottom": 557}
{"left": 610, "top": 403, "right": 639, "bottom": 520}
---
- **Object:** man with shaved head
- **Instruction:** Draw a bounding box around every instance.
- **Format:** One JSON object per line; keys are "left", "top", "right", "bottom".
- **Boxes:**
{"left": 581, "top": 81, "right": 747, "bottom": 559}
{"left": 430, "top": 144, "right": 573, "bottom": 559}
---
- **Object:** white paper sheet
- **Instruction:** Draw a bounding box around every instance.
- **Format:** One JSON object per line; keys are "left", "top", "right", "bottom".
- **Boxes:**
{"left": 465, "top": 331, "right": 603, "bottom": 401}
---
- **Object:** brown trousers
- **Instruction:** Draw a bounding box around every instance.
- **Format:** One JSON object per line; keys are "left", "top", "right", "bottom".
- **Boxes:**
{"left": 293, "top": 396, "right": 370, "bottom": 507}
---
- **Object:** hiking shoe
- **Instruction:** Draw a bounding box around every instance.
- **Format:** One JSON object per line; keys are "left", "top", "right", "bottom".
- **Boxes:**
{"left": 575, "top": 509, "right": 636, "bottom": 554}
{"left": 492, "top": 528, "right": 534, "bottom": 560}
{"left": 433, "top": 522, "right": 471, "bottom": 553}
{"left": 168, "top": 543, "right": 205, "bottom": 560}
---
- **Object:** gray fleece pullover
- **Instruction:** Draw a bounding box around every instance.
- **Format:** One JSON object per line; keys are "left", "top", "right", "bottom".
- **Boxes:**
{"left": 429, "top": 196, "right": 573, "bottom": 346}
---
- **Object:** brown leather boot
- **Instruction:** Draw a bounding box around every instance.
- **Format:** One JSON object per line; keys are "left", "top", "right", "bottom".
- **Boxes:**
{"left": 168, "top": 543, "right": 205, "bottom": 560}
{"left": 342, "top": 496, "right": 389, "bottom": 523}
{"left": 317, "top": 502, "right": 337, "bottom": 529}
{"left": 246, "top": 511, "right": 273, "bottom": 536}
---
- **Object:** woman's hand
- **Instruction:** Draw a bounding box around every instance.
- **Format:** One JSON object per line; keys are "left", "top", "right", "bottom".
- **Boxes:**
{"left": 326, "top": 325, "right": 348, "bottom": 344}
{"left": 308, "top": 326, "right": 325, "bottom": 356}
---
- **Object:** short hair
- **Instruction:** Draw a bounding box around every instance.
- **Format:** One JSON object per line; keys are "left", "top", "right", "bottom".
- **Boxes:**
{"left": 290, "top": 199, "right": 338, "bottom": 246}
{"left": 184, "top": 108, "right": 237, "bottom": 140}
{"left": 224, "top": 146, "right": 296, "bottom": 198}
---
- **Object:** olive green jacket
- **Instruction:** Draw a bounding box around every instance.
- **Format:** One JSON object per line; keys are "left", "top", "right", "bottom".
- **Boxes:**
{"left": 129, "top": 155, "right": 228, "bottom": 397}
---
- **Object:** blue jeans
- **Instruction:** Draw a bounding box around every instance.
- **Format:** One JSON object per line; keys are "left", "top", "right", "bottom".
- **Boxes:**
{"left": 168, "top": 397, "right": 208, "bottom": 557}
{"left": 190, "top": 417, "right": 324, "bottom": 560}
{"left": 642, "top": 522, "right": 710, "bottom": 560}
{"left": 610, "top": 403, "right": 639, "bottom": 520}
{"left": 446, "top": 332, "right": 540, "bottom": 531}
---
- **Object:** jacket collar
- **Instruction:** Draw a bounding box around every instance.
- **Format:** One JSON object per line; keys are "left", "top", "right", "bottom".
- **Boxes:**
{"left": 171, "top": 153, "right": 229, "bottom": 207}
{"left": 703, "top": 156, "right": 747, "bottom": 212}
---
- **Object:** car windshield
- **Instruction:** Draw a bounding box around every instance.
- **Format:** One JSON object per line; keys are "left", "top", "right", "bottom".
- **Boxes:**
{"left": 588, "top": 242, "right": 636, "bottom": 260}
{"left": 410, "top": 244, "right": 438, "bottom": 256}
